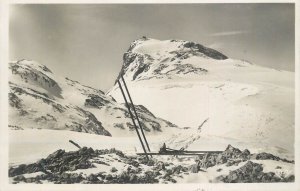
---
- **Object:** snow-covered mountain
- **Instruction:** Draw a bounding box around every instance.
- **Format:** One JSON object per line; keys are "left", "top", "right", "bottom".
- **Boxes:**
{"left": 8, "top": 39, "right": 295, "bottom": 184}
{"left": 8, "top": 59, "right": 177, "bottom": 137}
{"left": 108, "top": 37, "right": 294, "bottom": 158}
{"left": 115, "top": 37, "right": 227, "bottom": 83}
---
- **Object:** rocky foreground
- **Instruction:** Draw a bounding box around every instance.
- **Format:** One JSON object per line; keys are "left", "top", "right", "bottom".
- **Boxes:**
{"left": 9, "top": 145, "right": 294, "bottom": 184}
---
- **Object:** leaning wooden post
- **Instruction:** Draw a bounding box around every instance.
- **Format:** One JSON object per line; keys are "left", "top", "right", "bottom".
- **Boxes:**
{"left": 69, "top": 140, "right": 81, "bottom": 149}
{"left": 117, "top": 80, "right": 149, "bottom": 160}
{"left": 121, "top": 76, "right": 152, "bottom": 154}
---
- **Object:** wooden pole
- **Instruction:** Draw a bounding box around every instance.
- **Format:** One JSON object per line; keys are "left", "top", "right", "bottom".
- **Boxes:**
{"left": 121, "top": 76, "right": 152, "bottom": 154}
{"left": 69, "top": 140, "right": 81, "bottom": 149}
{"left": 117, "top": 80, "right": 149, "bottom": 160}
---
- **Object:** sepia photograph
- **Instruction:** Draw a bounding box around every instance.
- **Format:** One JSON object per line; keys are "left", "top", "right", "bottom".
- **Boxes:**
{"left": 0, "top": 1, "right": 299, "bottom": 191}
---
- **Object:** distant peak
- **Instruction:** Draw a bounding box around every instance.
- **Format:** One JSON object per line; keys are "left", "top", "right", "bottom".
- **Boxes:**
{"left": 10, "top": 59, "right": 53, "bottom": 74}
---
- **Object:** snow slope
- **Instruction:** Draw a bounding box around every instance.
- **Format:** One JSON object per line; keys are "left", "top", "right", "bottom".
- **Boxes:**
{"left": 108, "top": 37, "right": 294, "bottom": 158}
{"left": 8, "top": 59, "right": 177, "bottom": 137}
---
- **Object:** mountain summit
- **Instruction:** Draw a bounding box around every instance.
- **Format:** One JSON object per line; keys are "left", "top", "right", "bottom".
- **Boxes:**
{"left": 116, "top": 37, "right": 228, "bottom": 83}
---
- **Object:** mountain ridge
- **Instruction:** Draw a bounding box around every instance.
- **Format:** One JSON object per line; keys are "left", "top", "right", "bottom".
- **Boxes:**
{"left": 8, "top": 59, "right": 178, "bottom": 137}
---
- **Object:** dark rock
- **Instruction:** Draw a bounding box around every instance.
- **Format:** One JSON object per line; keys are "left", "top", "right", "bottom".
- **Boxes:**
{"left": 138, "top": 172, "right": 159, "bottom": 184}
{"left": 25, "top": 177, "right": 36, "bottom": 183}
{"left": 62, "top": 173, "right": 83, "bottom": 183}
{"left": 136, "top": 167, "right": 143, "bottom": 173}
{"left": 9, "top": 146, "right": 105, "bottom": 178}
{"left": 47, "top": 149, "right": 65, "bottom": 160}
{"left": 110, "top": 167, "right": 118, "bottom": 173}
{"left": 86, "top": 174, "right": 99, "bottom": 183}
{"left": 182, "top": 166, "right": 189, "bottom": 172}
{"left": 261, "top": 172, "right": 275, "bottom": 183}
{"left": 223, "top": 145, "right": 242, "bottom": 159}
{"left": 105, "top": 174, "right": 113, "bottom": 181}
{"left": 226, "top": 159, "right": 242, "bottom": 167}
{"left": 172, "top": 165, "right": 183, "bottom": 174}
{"left": 219, "top": 161, "right": 270, "bottom": 183}
{"left": 133, "top": 64, "right": 150, "bottom": 80}
{"left": 196, "top": 145, "right": 248, "bottom": 170}
{"left": 84, "top": 94, "right": 110, "bottom": 108}
{"left": 129, "top": 174, "right": 138, "bottom": 183}
{"left": 9, "top": 125, "right": 24, "bottom": 130}
{"left": 138, "top": 157, "right": 155, "bottom": 166}
{"left": 113, "top": 123, "right": 125, "bottom": 129}
{"left": 9, "top": 165, "right": 26, "bottom": 177}
{"left": 282, "top": 175, "right": 295, "bottom": 182}
{"left": 183, "top": 41, "right": 228, "bottom": 60}
{"left": 170, "top": 178, "right": 177, "bottom": 183}
{"left": 126, "top": 159, "right": 139, "bottom": 167}
{"left": 13, "top": 175, "right": 26, "bottom": 182}
{"left": 251, "top": 152, "right": 280, "bottom": 161}
{"left": 74, "top": 107, "right": 112, "bottom": 136}
{"left": 250, "top": 152, "right": 293, "bottom": 163}
{"left": 153, "top": 170, "right": 162, "bottom": 176}
{"left": 190, "top": 164, "right": 199, "bottom": 173}
{"left": 126, "top": 166, "right": 133, "bottom": 173}
{"left": 164, "top": 63, "right": 207, "bottom": 76}
{"left": 198, "top": 153, "right": 217, "bottom": 169}
{"left": 241, "top": 149, "right": 251, "bottom": 160}
{"left": 216, "top": 153, "right": 227, "bottom": 164}
{"left": 9, "top": 93, "right": 23, "bottom": 108}
{"left": 155, "top": 161, "right": 165, "bottom": 171}
{"left": 227, "top": 171, "right": 239, "bottom": 182}
{"left": 9, "top": 163, "right": 42, "bottom": 177}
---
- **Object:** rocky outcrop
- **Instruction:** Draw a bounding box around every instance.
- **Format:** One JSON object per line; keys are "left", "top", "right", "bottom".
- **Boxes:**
{"left": 9, "top": 147, "right": 97, "bottom": 177}
{"left": 116, "top": 52, "right": 153, "bottom": 82}
{"left": 196, "top": 145, "right": 250, "bottom": 169}
{"left": 9, "top": 145, "right": 295, "bottom": 184}
{"left": 182, "top": 41, "right": 228, "bottom": 60}
{"left": 110, "top": 103, "right": 177, "bottom": 133}
{"left": 84, "top": 94, "right": 111, "bottom": 108}
{"left": 218, "top": 161, "right": 294, "bottom": 183}
{"left": 9, "top": 92, "right": 23, "bottom": 109}
{"left": 165, "top": 64, "right": 207, "bottom": 75}
{"left": 74, "top": 107, "right": 111, "bottom": 136}
{"left": 9, "top": 147, "right": 189, "bottom": 184}
{"left": 250, "top": 152, "right": 293, "bottom": 163}
{"left": 196, "top": 145, "right": 293, "bottom": 170}
{"left": 9, "top": 125, "right": 24, "bottom": 130}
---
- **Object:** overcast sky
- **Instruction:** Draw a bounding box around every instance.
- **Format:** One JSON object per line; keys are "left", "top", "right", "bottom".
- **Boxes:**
{"left": 9, "top": 4, "right": 295, "bottom": 91}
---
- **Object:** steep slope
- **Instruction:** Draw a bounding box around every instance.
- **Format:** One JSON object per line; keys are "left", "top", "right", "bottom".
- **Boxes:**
{"left": 9, "top": 59, "right": 177, "bottom": 137}
{"left": 108, "top": 37, "right": 294, "bottom": 157}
